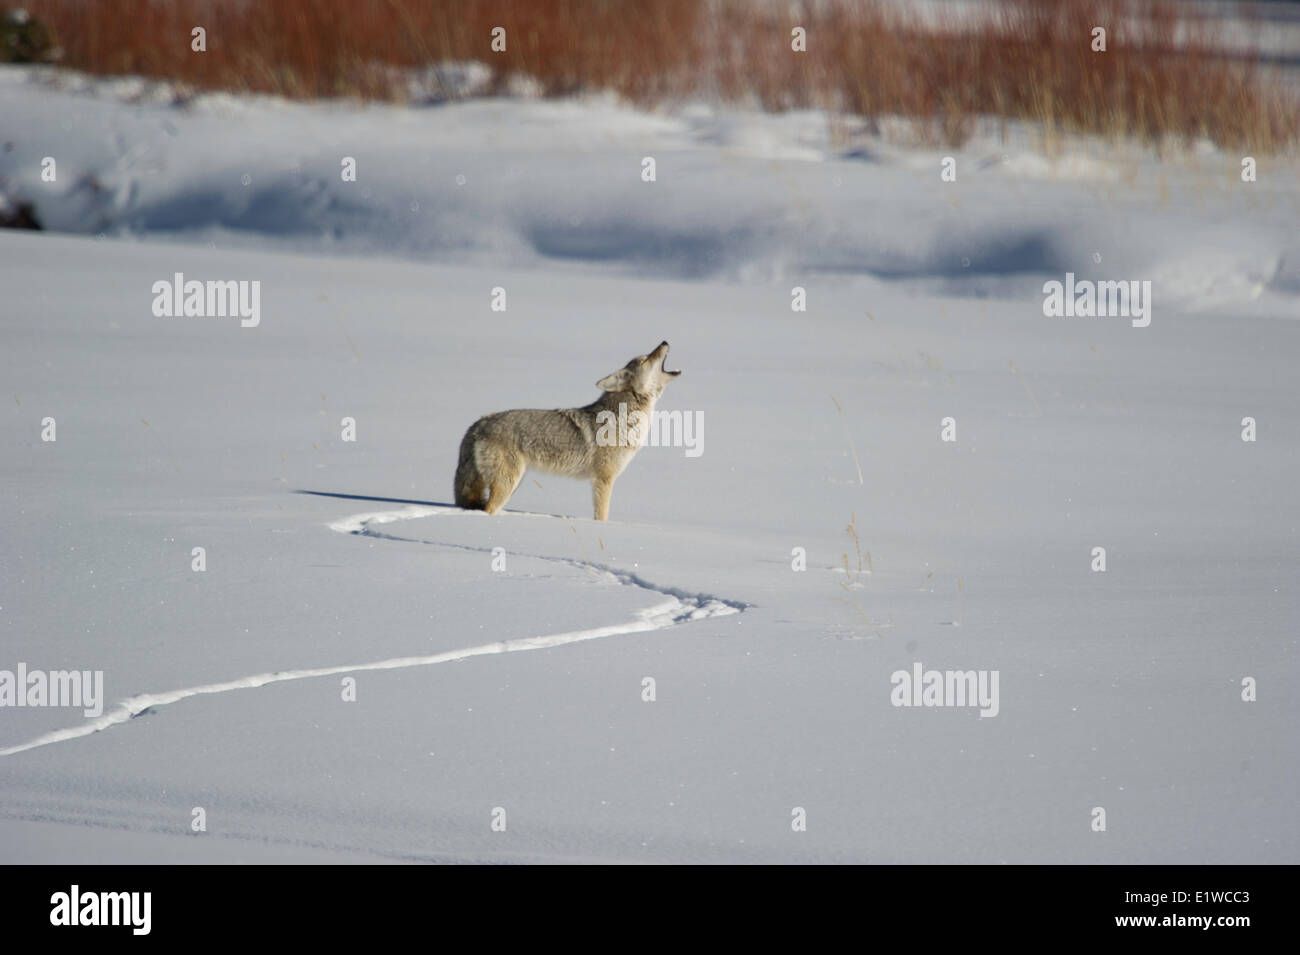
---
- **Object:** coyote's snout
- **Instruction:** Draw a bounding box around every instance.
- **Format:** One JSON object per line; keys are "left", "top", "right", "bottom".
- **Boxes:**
{"left": 454, "top": 342, "right": 682, "bottom": 521}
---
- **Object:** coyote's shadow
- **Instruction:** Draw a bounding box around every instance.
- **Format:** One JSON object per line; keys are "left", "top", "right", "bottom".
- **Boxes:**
{"left": 294, "top": 489, "right": 573, "bottom": 521}
{"left": 294, "top": 489, "right": 455, "bottom": 508}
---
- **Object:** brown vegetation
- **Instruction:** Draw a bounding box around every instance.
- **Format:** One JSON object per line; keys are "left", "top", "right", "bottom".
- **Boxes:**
{"left": 15, "top": 0, "right": 1299, "bottom": 150}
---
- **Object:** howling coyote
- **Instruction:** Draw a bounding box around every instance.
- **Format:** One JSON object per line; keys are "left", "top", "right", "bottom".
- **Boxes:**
{"left": 454, "top": 342, "right": 682, "bottom": 521}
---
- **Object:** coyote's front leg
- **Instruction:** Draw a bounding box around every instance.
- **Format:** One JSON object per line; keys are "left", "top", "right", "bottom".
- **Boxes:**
{"left": 592, "top": 476, "right": 614, "bottom": 522}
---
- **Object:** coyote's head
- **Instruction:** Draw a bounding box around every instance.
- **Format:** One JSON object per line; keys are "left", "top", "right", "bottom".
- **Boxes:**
{"left": 596, "top": 341, "right": 681, "bottom": 399}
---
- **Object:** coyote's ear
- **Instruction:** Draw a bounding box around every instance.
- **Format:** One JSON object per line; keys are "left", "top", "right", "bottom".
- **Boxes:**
{"left": 596, "top": 368, "right": 634, "bottom": 392}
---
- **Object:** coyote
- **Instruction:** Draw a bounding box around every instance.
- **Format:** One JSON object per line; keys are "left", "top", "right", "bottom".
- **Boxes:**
{"left": 455, "top": 341, "right": 682, "bottom": 521}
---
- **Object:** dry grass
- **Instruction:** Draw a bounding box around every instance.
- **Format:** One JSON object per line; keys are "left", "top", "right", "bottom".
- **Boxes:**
{"left": 16, "top": 0, "right": 1300, "bottom": 151}
{"left": 721, "top": 0, "right": 1298, "bottom": 151}
{"left": 17, "top": 0, "right": 704, "bottom": 100}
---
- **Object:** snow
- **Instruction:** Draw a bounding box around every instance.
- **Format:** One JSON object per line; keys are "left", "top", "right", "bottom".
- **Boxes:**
{"left": 0, "top": 64, "right": 1297, "bottom": 862}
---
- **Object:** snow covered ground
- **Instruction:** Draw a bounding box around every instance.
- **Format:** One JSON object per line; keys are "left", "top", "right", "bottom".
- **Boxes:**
{"left": 1, "top": 65, "right": 1297, "bottom": 862}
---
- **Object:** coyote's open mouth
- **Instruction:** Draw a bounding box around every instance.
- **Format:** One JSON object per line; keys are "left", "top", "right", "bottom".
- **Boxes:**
{"left": 658, "top": 343, "right": 682, "bottom": 376}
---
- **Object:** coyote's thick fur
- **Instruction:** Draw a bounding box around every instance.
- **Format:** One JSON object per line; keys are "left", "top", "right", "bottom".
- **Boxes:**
{"left": 455, "top": 341, "right": 681, "bottom": 521}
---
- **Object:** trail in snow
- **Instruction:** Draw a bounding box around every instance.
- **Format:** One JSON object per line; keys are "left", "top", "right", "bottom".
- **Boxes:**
{"left": 332, "top": 502, "right": 750, "bottom": 613}
{"left": 0, "top": 504, "right": 744, "bottom": 759}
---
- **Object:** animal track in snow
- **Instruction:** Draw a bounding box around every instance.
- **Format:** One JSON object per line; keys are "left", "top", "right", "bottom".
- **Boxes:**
{"left": 0, "top": 503, "right": 743, "bottom": 758}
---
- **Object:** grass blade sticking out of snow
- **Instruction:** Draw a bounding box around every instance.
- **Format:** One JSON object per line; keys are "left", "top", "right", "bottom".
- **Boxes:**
{"left": 831, "top": 395, "right": 864, "bottom": 485}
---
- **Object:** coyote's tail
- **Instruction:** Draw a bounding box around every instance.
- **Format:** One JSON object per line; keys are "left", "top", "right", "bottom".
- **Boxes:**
{"left": 454, "top": 426, "right": 488, "bottom": 510}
